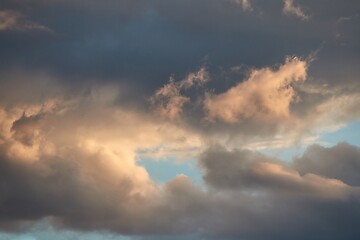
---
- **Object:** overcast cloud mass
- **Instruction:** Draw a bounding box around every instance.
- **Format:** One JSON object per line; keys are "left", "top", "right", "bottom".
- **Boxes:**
{"left": 0, "top": 1, "right": 360, "bottom": 240}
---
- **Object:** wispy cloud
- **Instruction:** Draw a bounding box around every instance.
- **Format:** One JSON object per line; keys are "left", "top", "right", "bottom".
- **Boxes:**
{"left": 232, "top": 0, "right": 253, "bottom": 11}
{"left": 283, "top": 0, "right": 309, "bottom": 20}
{"left": 0, "top": 10, "right": 51, "bottom": 32}
{"left": 150, "top": 67, "right": 208, "bottom": 120}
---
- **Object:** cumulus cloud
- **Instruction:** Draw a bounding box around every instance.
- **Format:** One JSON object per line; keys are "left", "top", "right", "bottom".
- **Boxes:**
{"left": 147, "top": 56, "right": 360, "bottom": 148}
{"left": 204, "top": 57, "right": 307, "bottom": 123}
{"left": 283, "top": 0, "right": 309, "bottom": 20}
{"left": 0, "top": 78, "right": 360, "bottom": 239}
{"left": 0, "top": 10, "right": 51, "bottom": 32}
{"left": 3, "top": 132, "right": 360, "bottom": 239}
{"left": 0, "top": 84, "right": 205, "bottom": 233}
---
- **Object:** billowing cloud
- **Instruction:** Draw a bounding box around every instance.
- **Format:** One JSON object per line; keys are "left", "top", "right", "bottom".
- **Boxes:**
{"left": 204, "top": 57, "right": 307, "bottom": 123}
{"left": 0, "top": 81, "right": 359, "bottom": 238}
{"left": 2, "top": 117, "right": 360, "bottom": 240}
{"left": 283, "top": 0, "right": 309, "bottom": 20}
{"left": 0, "top": 0, "right": 359, "bottom": 239}
{"left": 0, "top": 83, "right": 203, "bottom": 233}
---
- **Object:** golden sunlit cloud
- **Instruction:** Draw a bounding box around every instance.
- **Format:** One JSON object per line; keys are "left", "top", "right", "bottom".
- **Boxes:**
{"left": 204, "top": 57, "right": 307, "bottom": 123}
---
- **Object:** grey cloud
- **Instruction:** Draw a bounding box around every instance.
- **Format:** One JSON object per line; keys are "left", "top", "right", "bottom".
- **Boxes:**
{"left": 294, "top": 142, "right": 360, "bottom": 186}
{"left": 2, "top": 122, "right": 360, "bottom": 240}
{"left": 11, "top": 112, "right": 45, "bottom": 146}
{"left": 0, "top": 148, "right": 148, "bottom": 233}
{"left": 199, "top": 145, "right": 280, "bottom": 189}
{"left": 196, "top": 143, "right": 360, "bottom": 239}
{"left": 0, "top": 0, "right": 354, "bottom": 89}
{"left": 199, "top": 144, "right": 350, "bottom": 197}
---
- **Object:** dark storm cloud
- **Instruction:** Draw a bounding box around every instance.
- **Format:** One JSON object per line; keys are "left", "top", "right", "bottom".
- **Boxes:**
{"left": 0, "top": 0, "right": 358, "bottom": 93}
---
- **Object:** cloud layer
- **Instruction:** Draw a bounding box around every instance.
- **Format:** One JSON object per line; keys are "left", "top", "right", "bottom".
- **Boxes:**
{"left": 2, "top": 106, "right": 360, "bottom": 240}
{"left": 0, "top": 1, "right": 360, "bottom": 239}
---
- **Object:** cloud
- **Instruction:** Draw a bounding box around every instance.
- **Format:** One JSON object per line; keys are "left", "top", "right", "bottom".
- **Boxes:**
{"left": 147, "top": 56, "right": 360, "bottom": 147}
{"left": 1, "top": 86, "right": 360, "bottom": 239}
{"left": 193, "top": 144, "right": 360, "bottom": 239}
{"left": 199, "top": 145, "right": 348, "bottom": 198}
{"left": 204, "top": 57, "right": 307, "bottom": 123}
{"left": 232, "top": 0, "right": 253, "bottom": 11}
{"left": 283, "top": 0, "right": 309, "bottom": 20}
{"left": 289, "top": 81, "right": 360, "bottom": 141}
{"left": 0, "top": 1, "right": 359, "bottom": 239}
{"left": 150, "top": 67, "right": 208, "bottom": 120}
{"left": 0, "top": 84, "right": 203, "bottom": 233}
{"left": 0, "top": 10, "right": 51, "bottom": 32}
{"left": 0, "top": 88, "right": 360, "bottom": 240}
{"left": 294, "top": 142, "right": 360, "bottom": 186}
{"left": 150, "top": 77, "right": 190, "bottom": 120}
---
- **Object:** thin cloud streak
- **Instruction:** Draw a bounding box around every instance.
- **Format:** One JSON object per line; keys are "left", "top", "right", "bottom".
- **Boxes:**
{"left": 283, "top": 0, "right": 309, "bottom": 20}
{"left": 0, "top": 10, "right": 51, "bottom": 32}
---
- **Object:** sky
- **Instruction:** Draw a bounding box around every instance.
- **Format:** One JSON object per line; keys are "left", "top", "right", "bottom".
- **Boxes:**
{"left": 0, "top": 0, "right": 360, "bottom": 239}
